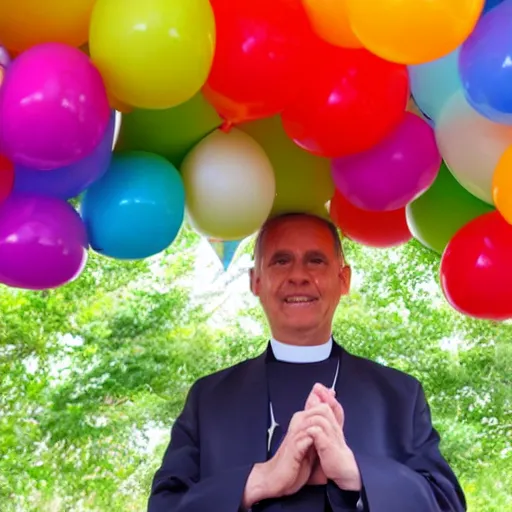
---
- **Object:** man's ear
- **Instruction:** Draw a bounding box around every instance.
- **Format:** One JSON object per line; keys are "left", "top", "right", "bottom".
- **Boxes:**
{"left": 249, "top": 267, "right": 259, "bottom": 296}
{"left": 340, "top": 265, "right": 351, "bottom": 295}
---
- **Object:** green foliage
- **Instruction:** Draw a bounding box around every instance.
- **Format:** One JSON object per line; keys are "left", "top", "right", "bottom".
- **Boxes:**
{"left": 1, "top": 230, "right": 511, "bottom": 511}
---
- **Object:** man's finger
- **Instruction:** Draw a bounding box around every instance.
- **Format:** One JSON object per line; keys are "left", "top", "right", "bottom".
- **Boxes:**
{"left": 304, "top": 403, "right": 337, "bottom": 426}
{"left": 306, "top": 426, "right": 331, "bottom": 452}
{"left": 309, "top": 383, "right": 344, "bottom": 427}
{"left": 324, "top": 394, "right": 344, "bottom": 427}
{"left": 305, "top": 389, "right": 322, "bottom": 410}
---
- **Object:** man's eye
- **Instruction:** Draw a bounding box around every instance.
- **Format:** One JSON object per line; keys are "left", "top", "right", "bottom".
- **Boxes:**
{"left": 310, "top": 258, "right": 325, "bottom": 265}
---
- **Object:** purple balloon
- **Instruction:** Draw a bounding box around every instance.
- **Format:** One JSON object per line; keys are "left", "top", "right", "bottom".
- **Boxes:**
{"left": 14, "top": 111, "right": 116, "bottom": 199}
{"left": 331, "top": 113, "right": 441, "bottom": 211}
{"left": 0, "top": 43, "right": 110, "bottom": 170}
{"left": 0, "top": 193, "right": 88, "bottom": 290}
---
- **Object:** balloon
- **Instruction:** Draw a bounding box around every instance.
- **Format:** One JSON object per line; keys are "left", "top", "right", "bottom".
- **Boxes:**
{"left": 0, "top": 193, "right": 88, "bottom": 290}
{"left": 330, "top": 190, "right": 411, "bottom": 248}
{"left": 14, "top": 111, "right": 116, "bottom": 200}
{"left": 89, "top": 0, "right": 215, "bottom": 110}
{"left": 435, "top": 92, "right": 512, "bottom": 204}
{"left": 460, "top": 0, "right": 512, "bottom": 125}
{"left": 440, "top": 211, "right": 512, "bottom": 321}
{"left": 0, "top": 155, "right": 15, "bottom": 203}
{"left": 484, "top": 0, "right": 506, "bottom": 12}
{"left": 492, "top": 145, "right": 512, "bottom": 224}
{"left": 81, "top": 152, "right": 185, "bottom": 260}
{"left": 281, "top": 46, "right": 409, "bottom": 158}
{"left": 0, "top": 1, "right": 94, "bottom": 53}
{"left": 116, "top": 93, "right": 222, "bottom": 167}
{"left": 181, "top": 129, "right": 275, "bottom": 239}
{"left": 239, "top": 116, "right": 334, "bottom": 216}
{"left": 408, "top": 48, "right": 461, "bottom": 123}
{"left": 0, "top": 43, "right": 110, "bottom": 170}
{"left": 345, "top": 0, "right": 484, "bottom": 64}
{"left": 302, "top": 0, "right": 361, "bottom": 48}
{"left": 207, "top": 238, "right": 243, "bottom": 270}
{"left": 332, "top": 113, "right": 441, "bottom": 211}
{"left": 406, "top": 162, "right": 494, "bottom": 254}
{"left": 204, "top": 0, "right": 316, "bottom": 124}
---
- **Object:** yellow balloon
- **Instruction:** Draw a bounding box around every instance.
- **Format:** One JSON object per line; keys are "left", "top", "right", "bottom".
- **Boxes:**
{"left": 493, "top": 146, "right": 512, "bottom": 225}
{"left": 303, "top": 0, "right": 361, "bottom": 48}
{"left": 181, "top": 129, "right": 276, "bottom": 240}
{"left": 345, "top": 0, "right": 484, "bottom": 64}
{"left": 240, "top": 116, "right": 335, "bottom": 216}
{"left": 89, "top": 0, "right": 216, "bottom": 109}
{"left": 0, "top": 1, "right": 94, "bottom": 53}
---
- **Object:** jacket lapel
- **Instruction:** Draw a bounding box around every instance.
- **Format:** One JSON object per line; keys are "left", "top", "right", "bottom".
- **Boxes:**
{"left": 334, "top": 347, "right": 366, "bottom": 454}
{"left": 215, "top": 350, "right": 269, "bottom": 468}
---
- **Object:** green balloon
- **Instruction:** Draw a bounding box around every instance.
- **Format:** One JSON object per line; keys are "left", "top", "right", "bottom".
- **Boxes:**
{"left": 406, "top": 163, "right": 495, "bottom": 254}
{"left": 116, "top": 93, "right": 222, "bottom": 167}
{"left": 240, "top": 116, "right": 334, "bottom": 216}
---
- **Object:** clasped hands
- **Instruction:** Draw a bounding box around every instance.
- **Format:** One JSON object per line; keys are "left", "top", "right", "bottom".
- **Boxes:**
{"left": 243, "top": 383, "right": 362, "bottom": 507}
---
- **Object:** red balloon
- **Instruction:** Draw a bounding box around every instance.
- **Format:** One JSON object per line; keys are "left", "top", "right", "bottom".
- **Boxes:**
{"left": 205, "top": 0, "right": 316, "bottom": 124}
{"left": 440, "top": 211, "right": 512, "bottom": 321}
{"left": 281, "top": 46, "right": 409, "bottom": 158}
{"left": 330, "top": 189, "right": 412, "bottom": 248}
{"left": 0, "top": 154, "right": 14, "bottom": 203}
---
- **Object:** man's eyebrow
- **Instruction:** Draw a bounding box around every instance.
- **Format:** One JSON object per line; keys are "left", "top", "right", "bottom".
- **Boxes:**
{"left": 268, "top": 250, "right": 292, "bottom": 261}
{"left": 305, "top": 250, "right": 328, "bottom": 259}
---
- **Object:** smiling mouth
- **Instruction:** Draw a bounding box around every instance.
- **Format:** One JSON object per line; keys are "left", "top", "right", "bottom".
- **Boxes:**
{"left": 283, "top": 296, "right": 318, "bottom": 304}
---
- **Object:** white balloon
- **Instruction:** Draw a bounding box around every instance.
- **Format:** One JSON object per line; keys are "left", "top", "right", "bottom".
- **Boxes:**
{"left": 181, "top": 128, "right": 276, "bottom": 239}
{"left": 435, "top": 91, "right": 512, "bottom": 205}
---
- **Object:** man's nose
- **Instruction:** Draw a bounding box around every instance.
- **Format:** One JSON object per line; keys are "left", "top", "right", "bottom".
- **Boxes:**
{"left": 287, "top": 263, "right": 310, "bottom": 285}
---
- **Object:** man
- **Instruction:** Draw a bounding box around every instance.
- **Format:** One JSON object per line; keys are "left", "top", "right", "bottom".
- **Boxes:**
{"left": 147, "top": 213, "right": 466, "bottom": 512}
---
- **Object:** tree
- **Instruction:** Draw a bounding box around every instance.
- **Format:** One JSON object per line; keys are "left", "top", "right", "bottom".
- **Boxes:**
{"left": 1, "top": 228, "right": 510, "bottom": 511}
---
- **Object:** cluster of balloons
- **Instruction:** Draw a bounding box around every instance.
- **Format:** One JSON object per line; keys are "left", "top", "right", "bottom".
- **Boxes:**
{"left": 0, "top": 0, "right": 511, "bottom": 321}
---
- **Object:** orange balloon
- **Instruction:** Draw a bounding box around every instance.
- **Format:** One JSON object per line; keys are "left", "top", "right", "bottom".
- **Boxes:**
{"left": 492, "top": 145, "right": 512, "bottom": 224}
{"left": 303, "top": 0, "right": 361, "bottom": 48}
{"left": 345, "top": 0, "right": 484, "bottom": 64}
{"left": 0, "top": 1, "right": 95, "bottom": 53}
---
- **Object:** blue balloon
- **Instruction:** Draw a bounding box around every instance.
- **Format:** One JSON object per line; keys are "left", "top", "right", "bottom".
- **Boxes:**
{"left": 15, "top": 111, "right": 116, "bottom": 199}
{"left": 408, "top": 48, "right": 461, "bottom": 123}
{"left": 81, "top": 151, "right": 185, "bottom": 260}
{"left": 460, "top": 0, "right": 512, "bottom": 125}
{"left": 483, "top": 0, "right": 506, "bottom": 13}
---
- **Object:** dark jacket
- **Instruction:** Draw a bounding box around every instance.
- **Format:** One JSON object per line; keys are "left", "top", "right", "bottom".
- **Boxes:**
{"left": 148, "top": 342, "right": 466, "bottom": 512}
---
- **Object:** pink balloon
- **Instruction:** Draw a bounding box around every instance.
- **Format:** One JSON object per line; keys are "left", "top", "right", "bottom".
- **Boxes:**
{"left": 331, "top": 113, "right": 441, "bottom": 211}
{"left": 0, "top": 193, "right": 88, "bottom": 290}
{"left": 0, "top": 43, "right": 110, "bottom": 170}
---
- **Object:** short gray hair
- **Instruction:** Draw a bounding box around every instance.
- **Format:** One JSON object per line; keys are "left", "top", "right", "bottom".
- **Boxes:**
{"left": 253, "top": 212, "right": 344, "bottom": 262}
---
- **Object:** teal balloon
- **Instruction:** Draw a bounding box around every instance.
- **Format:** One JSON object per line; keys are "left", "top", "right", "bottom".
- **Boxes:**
{"left": 116, "top": 92, "right": 222, "bottom": 167}
{"left": 406, "top": 163, "right": 495, "bottom": 254}
{"left": 81, "top": 152, "right": 185, "bottom": 259}
{"left": 408, "top": 48, "right": 461, "bottom": 123}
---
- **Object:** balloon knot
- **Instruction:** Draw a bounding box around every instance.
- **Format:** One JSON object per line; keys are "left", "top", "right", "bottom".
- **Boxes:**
{"left": 220, "top": 120, "right": 233, "bottom": 133}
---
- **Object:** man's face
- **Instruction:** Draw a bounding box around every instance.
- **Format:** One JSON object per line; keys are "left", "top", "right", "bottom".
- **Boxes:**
{"left": 250, "top": 216, "right": 350, "bottom": 344}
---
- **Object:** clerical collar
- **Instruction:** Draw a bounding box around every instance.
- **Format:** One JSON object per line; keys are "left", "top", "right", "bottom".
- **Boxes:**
{"left": 269, "top": 337, "right": 333, "bottom": 363}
